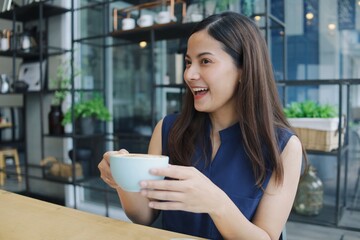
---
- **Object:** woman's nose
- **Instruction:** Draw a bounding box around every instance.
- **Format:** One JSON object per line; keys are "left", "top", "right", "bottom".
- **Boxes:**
{"left": 184, "top": 66, "right": 200, "bottom": 81}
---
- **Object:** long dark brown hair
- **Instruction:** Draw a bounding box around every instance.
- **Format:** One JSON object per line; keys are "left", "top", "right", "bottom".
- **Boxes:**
{"left": 168, "top": 12, "right": 306, "bottom": 187}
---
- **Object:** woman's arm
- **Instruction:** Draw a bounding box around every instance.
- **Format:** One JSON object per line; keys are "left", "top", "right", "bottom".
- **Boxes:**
{"left": 98, "top": 119, "right": 164, "bottom": 225}
{"left": 141, "top": 135, "right": 302, "bottom": 240}
{"left": 210, "top": 135, "right": 303, "bottom": 240}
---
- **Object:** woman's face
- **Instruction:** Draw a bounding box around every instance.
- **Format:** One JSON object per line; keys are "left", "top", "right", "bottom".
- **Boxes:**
{"left": 184, "top": 30, "right": 241, "bottom": 115}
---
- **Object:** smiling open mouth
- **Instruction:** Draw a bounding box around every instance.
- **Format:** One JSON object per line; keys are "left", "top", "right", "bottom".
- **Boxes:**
{"left": 193, "top": 88, "right": 209, "bottom": 95}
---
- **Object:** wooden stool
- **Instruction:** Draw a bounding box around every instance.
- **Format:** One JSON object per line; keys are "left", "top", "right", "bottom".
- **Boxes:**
{"left": 0, "top": 148, "right": 22, "bottom": 186}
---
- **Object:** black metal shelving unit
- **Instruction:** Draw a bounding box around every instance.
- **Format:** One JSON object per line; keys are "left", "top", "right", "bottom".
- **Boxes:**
{"left": 0, "top": 3, "right": 68, "bottom": 22}
{"left": 53, "top": 0, "right": 197, "bottom": 216}
{"left": 56, "top": 0, "right": 175, "bottom": 215}
{"left": 110, "top": 21, "right": 196, "bottom": 41}
{"left": 277, "top": 79, "right": 356, "bottom": 229}
{"left": 0, "top": 1, "right": 70, "bottom": 199}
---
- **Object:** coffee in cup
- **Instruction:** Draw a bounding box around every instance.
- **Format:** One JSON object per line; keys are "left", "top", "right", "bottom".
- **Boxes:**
{"left": 110, "top": 153, "right": 169, "bottom": 192}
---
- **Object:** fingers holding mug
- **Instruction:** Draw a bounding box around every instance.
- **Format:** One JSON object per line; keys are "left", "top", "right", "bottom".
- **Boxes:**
{"left": 103, "top": 149, "right": 129, "bottom": 163}
{"left": 98, "top": 160, "right": 118, "bottom": 189}
{"left": 99, "top": 149, "right": 130, "bottom": 189}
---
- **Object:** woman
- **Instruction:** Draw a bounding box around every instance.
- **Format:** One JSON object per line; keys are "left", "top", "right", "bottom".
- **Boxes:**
{"left": 98, "top": 12, "right": 305, "bottom": 240}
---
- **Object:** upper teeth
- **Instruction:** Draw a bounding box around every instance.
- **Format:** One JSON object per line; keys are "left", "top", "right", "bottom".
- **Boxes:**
{"left": 193, "top": 88, "right": 208, "bottom": 92}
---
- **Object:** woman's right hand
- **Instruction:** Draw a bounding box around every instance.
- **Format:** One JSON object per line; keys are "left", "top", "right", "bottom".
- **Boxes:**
{"left": 98, "top": 149, "right": 129, "bottom": 189}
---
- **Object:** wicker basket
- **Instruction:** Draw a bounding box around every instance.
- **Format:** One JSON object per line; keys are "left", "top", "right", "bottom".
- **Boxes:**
{"left": 293, "top": 127, "right": 344, "bottom": 152}
{"left": 288, "top": 118, "right": 345, "bottom": 152}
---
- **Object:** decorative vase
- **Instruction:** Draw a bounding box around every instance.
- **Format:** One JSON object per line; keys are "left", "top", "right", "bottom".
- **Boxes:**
{"left": 293, "top": 165, "right": 324, "bottom": 216}
{"left": 75, "top": 117, "right": 96, "bottom": 135}
{"left": 48, "top": 105, "right": 64, "bottom": 135}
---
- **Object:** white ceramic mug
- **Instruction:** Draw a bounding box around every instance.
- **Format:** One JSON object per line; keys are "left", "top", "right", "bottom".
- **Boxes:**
{"left": 155, "top": 11, "right": 171, "bottom": 24}
{"left": 122, "top": 18, "right": 135, "bottom": 30}
{"left": 110, "top": 153, "right": 169, "bottom": 192}
{"left": 137, "top": 14, "right": 154, "bottom": 27}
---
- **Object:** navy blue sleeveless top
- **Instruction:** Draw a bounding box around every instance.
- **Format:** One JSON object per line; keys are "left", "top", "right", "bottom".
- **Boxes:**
{"left": 161, "top": 114, "right": 294, "bottom": 239}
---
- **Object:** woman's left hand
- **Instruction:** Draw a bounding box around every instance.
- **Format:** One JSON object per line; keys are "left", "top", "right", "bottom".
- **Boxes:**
{"left": 139, "top": 164, "right": 224, "bottom": 214}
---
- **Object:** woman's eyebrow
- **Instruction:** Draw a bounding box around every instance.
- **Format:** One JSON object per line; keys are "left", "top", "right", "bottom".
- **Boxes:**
{"left": 185, "top": 52, "right": 214, "bottom": 59}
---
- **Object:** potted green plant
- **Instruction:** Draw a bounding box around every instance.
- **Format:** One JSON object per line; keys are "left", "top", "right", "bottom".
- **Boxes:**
{"left": 283, "top": 101, "right": 343, "bottom": 151}
{"left": 284, "top": 100, "right": 337, "bottom": 118}
{"left": 48, "top": 59, "right": 71, "bottom": 135}
{"left": 62, "top": 96, "right": 111, "bottom": 135}
{"left": 48, "top": 57, "right": 82, "bottom": 135}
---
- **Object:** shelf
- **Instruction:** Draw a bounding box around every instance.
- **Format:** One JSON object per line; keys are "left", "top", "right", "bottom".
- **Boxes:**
{"left": 114, "top": 132, "right": 152, "bottom": 139}
{"left": 120, "top": 0, "right": 144, "bottom": 5}
{"left": 76, "top": 177, "right": 111, "bottom": 192}
{"left": 0, "top": 2, "right": 69, "bottom": 22}
{"left": 0, "top": 92, "right": 22, "bottom": 96}
{"left": 42, "top": 174, "right": 82, "bottom": 184}
{"left": 306, "top": 145, "right": 349, "bottom": 156}
{"left": 73, "top": 23, "right": 197, "bottom": 46}
{"left": 20, "top": 88, "right": 103, "bottom": 96}
{"left": 0, "top": 140, "right": 25, "bottom": 149}
{"left": 277, "top": 79, "right": 360, "bottom": 86}
{"left": 289, "top": 205, "right": 343, "bottom": 227}
{"left": 113, "top": 0, "right": 186, "bottom": 27}
{"left": 70, "top": 88, "right": 104, "bottom": 92}
{"left": 25, "top": 163, "right": 83, "bottom": 184}
{"left": 154, "top": 83, "right": 185, "bottom": 88}
{"left": 281, "top": 79, "right": 351, "bottom": 228}
{"left": 0, "top": 122, "right": 12, "bottom": 129}
{"left": 110, "top": 22, "right": 197, "bottom": 42}
{"left": 74, "top": 132, "right": 151, "bottom": 143}
{"left": 0, "top": 46, "right": 70, "bottom": 59}
{"left": 43, "top": 133, "right": 106, "bottom": 139}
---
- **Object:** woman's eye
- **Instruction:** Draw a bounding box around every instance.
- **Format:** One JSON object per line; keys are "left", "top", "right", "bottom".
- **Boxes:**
{"left": 201, "top": 59, "right": 211, "bottom": 64}
{"left": 185, "top": 59, "right": 191, "bottom": 66}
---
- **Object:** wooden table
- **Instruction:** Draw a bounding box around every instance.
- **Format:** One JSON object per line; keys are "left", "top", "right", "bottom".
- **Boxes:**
{"left": 0, "top": 190, "right": 204, "bottom": 240}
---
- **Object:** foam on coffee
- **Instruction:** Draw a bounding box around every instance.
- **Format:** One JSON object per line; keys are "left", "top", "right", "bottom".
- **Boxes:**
{"left": 119, "top": 153, "right": 167, "bottom": 158}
